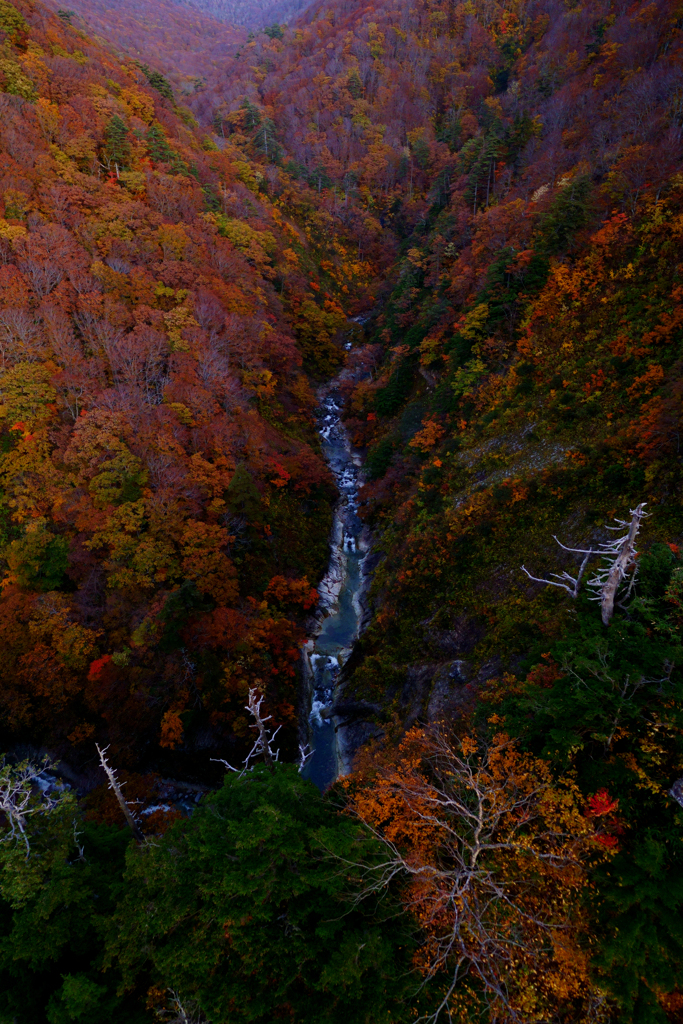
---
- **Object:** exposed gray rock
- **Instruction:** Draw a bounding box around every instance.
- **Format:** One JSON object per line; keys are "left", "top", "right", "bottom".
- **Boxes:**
{"left": 335, "top": 717, "right": 384, "bottom": 775}
{"left": 323, "top": 700, "right": 382, "bottom": 721}
{"left": 400, "top": 663, "right": 439, "bottom": 728}
{"left": 427, "top": 660, "right": 469, "bottom": 721}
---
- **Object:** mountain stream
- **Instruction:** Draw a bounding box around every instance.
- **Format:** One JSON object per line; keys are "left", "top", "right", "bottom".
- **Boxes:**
{"left": 301, "top": 366, "right": 370, "bottom": 790}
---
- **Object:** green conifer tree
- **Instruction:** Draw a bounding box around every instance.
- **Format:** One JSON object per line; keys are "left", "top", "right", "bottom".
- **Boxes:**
{"left": 109, "top": 765, "right": 417, "bottom": 1024}
{"left": 103, "top": 115, "right": 131, "bottom": 171}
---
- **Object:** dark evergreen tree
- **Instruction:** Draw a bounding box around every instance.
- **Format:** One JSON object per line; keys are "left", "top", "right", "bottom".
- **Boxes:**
{"left": 0, "top": 766, "right": 139, "bottom": 1023}
{"left": 253, "top": 116, "right": 281, "bottom": 162}
{"left": 109, "top": 765, "right": 417, "bottom": 1023}
{"left": 136, "top": 62, "right": 174, "bottom": 102}
{"left": 103, "top": 115, "right": 131, "bottom": 170}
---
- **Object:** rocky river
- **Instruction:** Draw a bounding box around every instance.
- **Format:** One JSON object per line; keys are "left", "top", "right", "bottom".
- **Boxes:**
{"left": 301, "top": 364, "right": 372, "bottom": 790}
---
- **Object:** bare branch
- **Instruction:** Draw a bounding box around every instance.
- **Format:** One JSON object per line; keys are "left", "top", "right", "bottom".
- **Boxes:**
{"left": 298, "top": 743, "right": 313, "bottom": 773}
{"left": 210, "top": 757, "right": 242, "bottom": 774}
{"left": 244, "top": 688, "right": 280, "bottom": 771}
{"left": 0, "top": 757, "right": 67, "bottom": 857}
{"left": 521, "top": 547, "right": 591, "bottom": 598}
{"left": 154, "top": 989, "right": 209, "bottom": 1024}
{"left": 553, "top": 537, "right": 594, "bottom": 556}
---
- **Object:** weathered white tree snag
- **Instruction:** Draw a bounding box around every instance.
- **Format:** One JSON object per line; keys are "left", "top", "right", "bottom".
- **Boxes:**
{"left": 246, "top": 688, "right": 279, "bottom": 770}
{"left": 212, "top": 687, "right": 281, "bottom": 776}
{"left": 96, "top": 744, "right": 144, "bottom": 842}
{"left": 522, "top": 503, "right": 647, "bottom": 625}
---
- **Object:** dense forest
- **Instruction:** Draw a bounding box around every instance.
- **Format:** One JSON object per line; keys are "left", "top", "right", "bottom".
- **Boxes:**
{"left": 1, "top": 0, "right": 683, "bottom": 1020}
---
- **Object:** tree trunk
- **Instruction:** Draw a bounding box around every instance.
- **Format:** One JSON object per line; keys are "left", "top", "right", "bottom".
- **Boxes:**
{"left": 600, "top": 503, "right": 646, "bottom": 625}
{"left": 96, "top": 744, "right": 144, "bottom": 841}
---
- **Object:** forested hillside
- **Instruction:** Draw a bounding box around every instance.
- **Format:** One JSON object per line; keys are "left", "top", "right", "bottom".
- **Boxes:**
{"left": 0, "top": 0, "right": 377, "bottom": 780}
{"left": 178, "top": 0, "right": 317, "bottom": 28}
{"left": 40, "top": 0, "right": 243, "bottom": 91}
{"left": 1, "top": 0, "right": 683, "bottom": 1021}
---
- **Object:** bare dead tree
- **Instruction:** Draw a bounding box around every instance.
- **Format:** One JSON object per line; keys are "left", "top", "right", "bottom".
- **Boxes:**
{"left": 96, "top": 744, "right": 144, "bottom": 842}
{"left": 212, "top": 688, "right": 281, "bottom": 776}
{"left": 522, "top": 504, "right": 648, "bottom": 624}
{"left": 0, "top": 757, "right": 69, "bottom": 857}
{"left": 212, "top": 694, "right": 313, "bottom": 777}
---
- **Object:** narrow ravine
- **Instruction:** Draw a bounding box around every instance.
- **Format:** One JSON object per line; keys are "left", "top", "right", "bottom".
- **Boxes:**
{"left": 301, "top": 357, "right": 372, "bottom": 790}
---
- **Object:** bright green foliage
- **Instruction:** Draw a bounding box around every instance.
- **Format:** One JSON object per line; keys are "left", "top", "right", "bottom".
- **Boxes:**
{"left": 409, "top": 132, "right": 430, "bottom": 170}
{"left": 145, "top": 123, "right": 173, "bottom": 163}
{"left": 374, "top": 356, "right": 414, "bottom": 416}
{"left": 0, "top": 53, "right": 37, "bottom": 100}
{"left": 47, "top": 973, "right": 112, "bottom": 1024}
{"left": 290, "top": 299, "right": 345, "bottom": 377}
{"left": 347, "top": 68, "right": 362, "bottom": 99}
{"left": 233, "top": 99, "right": 282, "bottom": 163}
{"left": 0, "top": 764, "right": 416, "bottom": 1023}
{"left": 501, "top": 547, "right": 683, "bottom": 757}
{"left": 240, "top": 97, "right": 261, "bottom": 133}
{"left": 0, "top": 362, "right": 56, "bottom": 426}
{"left": 88, "top": 449, "right": 147, "bottom": 507}
{"left": 253, "top": 116, "right": 280, "bottom": 162}
{"left": 365, "top": 435, "right": 395, "bottom": 479}
{"left": 147, "top": 69, "right": 173, "bottom": 102}
{"left": 538, "top": 175, "right": 593, "bottom": 254}
{"left": 144, "top": 122, "right": 188, "bottom": 173}
{"left": 109, "top": 764, "right": 415, "bottom": 1024}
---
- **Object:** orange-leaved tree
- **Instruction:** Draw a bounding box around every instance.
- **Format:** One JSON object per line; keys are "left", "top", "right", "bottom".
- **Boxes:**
{"left": 343, "top": 727, "right": 607, "bottom": 1023}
